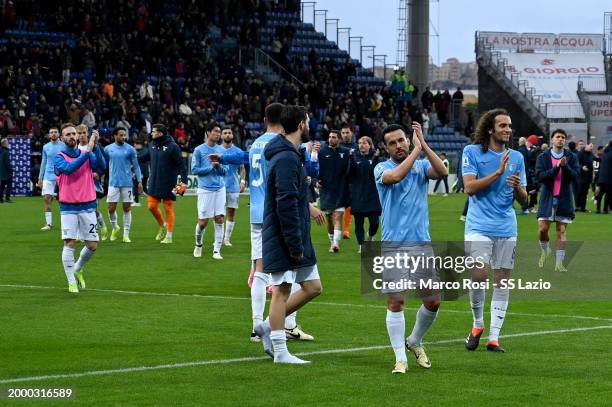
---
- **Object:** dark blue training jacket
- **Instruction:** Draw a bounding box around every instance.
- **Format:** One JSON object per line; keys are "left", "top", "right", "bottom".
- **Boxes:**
{"left": 349, "top": 151, "right": 381, "bottom": 214}
{"left": 318, "top": 144, "right": 350, "bottom": 210}
{"left": 262, "top": 136, "right": 316, "bottom": 273}
{"left": 138, "top": 135, "right": 187, "bottom": 200}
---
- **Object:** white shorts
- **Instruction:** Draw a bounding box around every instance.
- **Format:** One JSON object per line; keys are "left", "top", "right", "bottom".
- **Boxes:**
{"left": 226, "top": 192, "right": 240, "bottom": 209}
{"left": 270, "top": 264, "right": 320, "bottom": 286}
{"left": 250, "top": 223, "right": 263, "bottom": 260}
{"left": 324, "top": 207, "right": 345, "bottom": 215}
{"left": 381, "top": 243, "right": 439, "bottom": 294}
{"left": 107, "top": 186, "right": 134, "bottom": 203}
{"left": 60, "top": 211, "right": 99, "bottom": 241}
{"left": 537, "top": 206, "right": 572, "bottom": 224}
{"left": 42, "top": 180, "right": 57, "bottom": 196}
{"left": 197, "top": 188, "right": 226, "bottom": 219}
{"left": 465, "top": 232, "right": 517, "bottom": 270}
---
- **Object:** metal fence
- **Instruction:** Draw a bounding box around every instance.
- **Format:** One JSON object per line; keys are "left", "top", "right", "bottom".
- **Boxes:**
{"left": 577, "top": 74, "right": 607, "bottom": 92}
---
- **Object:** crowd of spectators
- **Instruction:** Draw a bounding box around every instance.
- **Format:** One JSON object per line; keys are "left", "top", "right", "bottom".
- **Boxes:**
{"left": 0, "top": 0, "right": 462, "bottom": 158}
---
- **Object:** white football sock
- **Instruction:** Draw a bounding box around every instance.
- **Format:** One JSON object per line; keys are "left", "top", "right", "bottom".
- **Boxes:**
{"left": 123, "top": 211, "right": 132, "bottom": 236}
{"left": 108, "top": 211, "right": 118, "bottom": 228}
{"left": 62, "top": 246, "right": 76, "bottom": 284}
{"left": 333, "top": 229, "right": 342, "bottom": 245}
{"left": 539, "top": 240, "right": 549, "bottom": 251}
{"left": 195, "top": 223, "right": 205, "bottom": 246}
{"left": 271, "top": 329, "right": 311, "bottom": 363}
{"left": 328, "top": 233, "right": 333, "bottom": 242}
{"left": 407, "top": 305, "right": 438, "bottom": 346}
{"left": 45, "top": 211, "right": 52, "bottom": 226}
{"left": 469, "top": 287, "right": 485, "bottom": 328}
{"left": 74, "top": 247, "right": 95, "bottom": 272}
{"left": 556, "top": 249, "right": 565, "bottom": 264}
{"left": 251, "top": 272, "right": 269, "bottom": 330}
{"left": 165, "top": 231, "right": 173, "bottom": 238}
{"left": 386, "top": 310, "right": 407, "bottom": 363}
{"left": 213, "top": 222, "right": 223, "bottom": 252}
{"left": 271, "top": 330, "right": 288, "bottom": 356}
{"left": 284, "top": 283, "right": 301, "bottom": 330}
{"left": 224, "top": 221, "right": 235, "bottom": 241}
{"left": 489, "top": 288, "right": 509, "bottom": 342}
{"left": 96, "top": 212, "right": 106, "bottom": 228}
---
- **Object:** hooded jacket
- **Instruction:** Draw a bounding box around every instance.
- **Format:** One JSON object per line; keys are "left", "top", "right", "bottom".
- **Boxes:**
{"left": 262, "top": 135, "right": 316, "bottom": 273}
{"left": 138, "top": 135, "right": 187, "bottom": 200}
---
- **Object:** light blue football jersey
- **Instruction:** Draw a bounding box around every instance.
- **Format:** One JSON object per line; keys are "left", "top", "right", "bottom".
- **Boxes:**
{"left": 462, "top": 144, "right": 527, "bottom": 238}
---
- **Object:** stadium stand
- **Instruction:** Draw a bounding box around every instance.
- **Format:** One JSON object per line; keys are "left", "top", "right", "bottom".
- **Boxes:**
{"left": 0, "top": 0, "right": 470, "bottom": 196}
{"left": 476, "top": 25, "right": 612, "bottom": 145}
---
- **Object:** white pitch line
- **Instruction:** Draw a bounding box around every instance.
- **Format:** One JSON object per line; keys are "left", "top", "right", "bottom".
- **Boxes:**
{"left": 1, "top": 324, "right": 611, "bottom": 385}
{"left": 1, "top": 284, "right": 612, "bottom": 322}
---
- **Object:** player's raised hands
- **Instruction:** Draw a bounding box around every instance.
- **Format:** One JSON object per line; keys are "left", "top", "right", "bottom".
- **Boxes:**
{"left": 496, "top": 151, "right": 510, "bottom": 175}
{"left": 411, "top": 128, "right": 422, "bottom": 151}
{"left": 87, "top": 129, "right": 99, "bottom": 152}
{"left": 411, "top": 122, "right": 425, "bottom": 145}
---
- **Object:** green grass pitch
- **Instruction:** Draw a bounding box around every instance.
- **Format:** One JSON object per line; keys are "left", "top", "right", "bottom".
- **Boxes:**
{"left": 1, "top": 194, "right": 611, "bottom": 406}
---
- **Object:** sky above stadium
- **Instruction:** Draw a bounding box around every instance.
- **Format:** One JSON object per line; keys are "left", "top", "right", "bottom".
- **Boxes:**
{"left": 310, "top": 0, "right": 610, "bottom": 65}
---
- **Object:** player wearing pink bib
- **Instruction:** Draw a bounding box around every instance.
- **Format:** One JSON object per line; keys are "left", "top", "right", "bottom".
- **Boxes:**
{"left": 54, "top": 124, "right": 106, "bottom": 293}
{"left": 535, "top": 129, "right": 580, "bottom": 272}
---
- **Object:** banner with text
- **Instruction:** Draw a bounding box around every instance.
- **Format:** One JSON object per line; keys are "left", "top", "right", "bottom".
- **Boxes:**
{"left": 479, "top": 32, "right": 603, "bottom": 52}
{"left": 504, "top": 52, "right": 605, "bottom": 103}
{"left": 589, "top": 95, "right": 612, "bottom": 146}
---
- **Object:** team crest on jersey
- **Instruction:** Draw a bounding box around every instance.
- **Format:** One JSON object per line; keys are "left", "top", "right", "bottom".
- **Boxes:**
{"left": 340, "top": 153, "right": 344, "bottom": 158}
{"left": 163, "top": 146, "right": 168, "bottom": 151}
{"left": 369, "top": 160, "right": 372, "bottom": 164}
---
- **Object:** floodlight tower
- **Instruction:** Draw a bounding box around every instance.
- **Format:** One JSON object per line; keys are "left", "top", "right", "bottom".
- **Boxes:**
{"left": 406, "top": 0, "right": 430, "bottom": 93}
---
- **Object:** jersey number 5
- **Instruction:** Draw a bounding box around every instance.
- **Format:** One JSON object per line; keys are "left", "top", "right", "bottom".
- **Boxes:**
{"left": 251, "top": 153, "right": 263, "bottom": 187}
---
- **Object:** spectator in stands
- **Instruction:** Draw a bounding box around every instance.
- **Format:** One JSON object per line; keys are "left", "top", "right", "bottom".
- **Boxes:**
{"left": 452, "top": 87, "right": 464, "bottom": 130}
{"left": 0, "top": 138, "right": 12, "bottom": 203}
{"left": 421, "top": 86, "right": 434, "bottom": 112}
{"left": 436, "top": 89, "right": 451, "bottom": 127}
{"left": 81, "top": 106, "right": 96, "bottom": 128}
{"left": 404, "top": 80, "right": 415, "bottom": 102}
{"left": 173, "top": 122, "right": 188, "bottom": 145}
{"left": 422, "top": 108, "right": 430, "bottom": 136}
{"left": 391, "top": 68, "right": 407, "bottom": 94}
{"left": 139, "top": 80, "right": 153, "bottom": 101}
